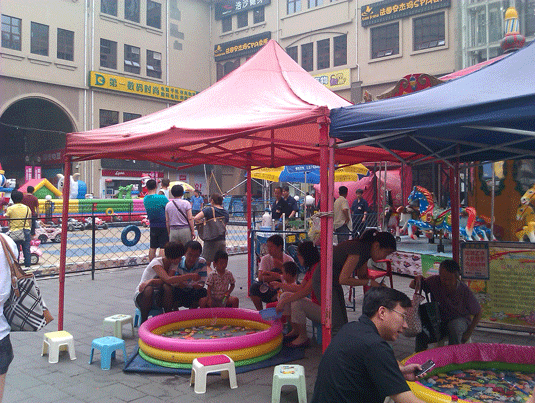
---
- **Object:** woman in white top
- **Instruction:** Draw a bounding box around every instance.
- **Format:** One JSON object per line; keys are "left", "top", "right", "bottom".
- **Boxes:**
{"left": 165, "top": 185, "right": 195, "bottom": 246}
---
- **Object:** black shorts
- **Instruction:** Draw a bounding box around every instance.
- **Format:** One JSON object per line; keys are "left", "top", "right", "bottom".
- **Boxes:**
{"left": 149, "top": 227, "right": 169, "bottom": 249}
{"left": 249, "top": 281, "right": 278, "bottom": 303}
{"left": 173, "top": 287, "right": 207, "bottom": 308}
{"left": 0, "top": 335, "right": 14, "bottom": 375}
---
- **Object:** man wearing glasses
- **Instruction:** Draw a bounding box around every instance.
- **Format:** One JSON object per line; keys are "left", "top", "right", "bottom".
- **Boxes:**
{"left": 311, "top": 287, "right": 427, "bottom": 403}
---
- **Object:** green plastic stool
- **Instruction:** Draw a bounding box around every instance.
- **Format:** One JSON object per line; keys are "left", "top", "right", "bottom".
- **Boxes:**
{"left": 271, "top": 364, "right": 307, "bottom": 403}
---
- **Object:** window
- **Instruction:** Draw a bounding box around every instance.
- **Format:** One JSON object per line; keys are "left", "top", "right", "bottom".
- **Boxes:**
{"left": 1, "top": 14, "right": 21, "bottom": 51}
{"left": 253, "top": 6, "right": 265, "bottom": 24}
{"left": 317, "top": 39, "right": 330, "bottom": 70}
{"left": 125, "top": 0, "right": 140, "bottom": 23}
{"left": 286, "top": 46, "right": 298, "bottom": 63}
{"left": 371, "top": 22, "right": 399, "bottom": 59}
{"left": 101, "top": 0, "right": 117, "bottom": 16}
{"left": 301, "top": 43, "right": 313, "bottom": 72}
{"left": 526, "top": 0, "right": 535, "bottom": 37}
{"left": 147, "top": 0, "right": 161, "bottom": 29}
{"left": 57, "top": 28, "right": 74, "bottom": 61}
{"left": 216, "top": 59, "right": 240, "bottom": 81}
{"left": 100, "top": 38, "right": 117, "bottom": 69}
{"left": 99, "top": 109, "right": 119, "bottom": 128}
{"left": 222, "top": 16, "right": 232, "bottom": 32}
{"left": 413, "top": 12, "right": 445, "bottom": 51}
{"left": 287, "top": 0, "right": 302, "bottom": 14}
{"left": 333, "top": 34, "right": 347, "bottom": 66}
{"left": 237, "top": 12, "right": 248, "bottom": 28}
{"left": 124, "top": 112, "right": 141, "bottom": 122}
{"left": 308, "top": 0, "right": 323, "bottom": 8}
{"left": 124, "top": 44, "right": 140, "bottom": 74}
{"left": 31, "top": 22, "right": 49, "bottom": 56}
{"left": 147, "top": 50, "right": 162, "bottom": 78}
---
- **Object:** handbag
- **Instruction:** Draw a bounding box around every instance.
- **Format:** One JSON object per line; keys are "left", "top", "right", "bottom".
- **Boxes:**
{"left": 418, "top": 290, "right": 442, "bottom": 343}
{"left": 0, "top": 235, "right": 51, "bottom": 332}
{"left": 9, "top": 207, "right": 30, "bottom": 241}
{"left": 196, "top": 207, "right": 226, "bottom": 241}
{"left": 402, "top": 277, "right": 425, "bottom": 337}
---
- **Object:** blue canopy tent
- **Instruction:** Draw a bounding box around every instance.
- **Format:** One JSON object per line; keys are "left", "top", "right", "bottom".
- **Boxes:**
{"left": 329, "top": 40, "right": 535, "bottom": 259}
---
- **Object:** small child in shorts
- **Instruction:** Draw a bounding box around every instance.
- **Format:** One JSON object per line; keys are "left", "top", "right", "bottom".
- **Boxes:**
{"left": 270, "top": 261, "right": 300, "bottom": 294}
{"left": 199, "top": 250, "right": 239, "bottom": 308}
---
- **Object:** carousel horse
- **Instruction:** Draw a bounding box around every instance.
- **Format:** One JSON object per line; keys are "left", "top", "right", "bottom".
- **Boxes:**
{"left": 520, "top": 184, "right": 535, "bottom": 206}
{"left": 473, "top": 215, "right": 496, "bottom": 241}
{"left": 402, "top": 186, "right": 435, "bottom": 239}
{"left": 516, "top": 204, "right": 535, "bottom": 242}
{"left": 439, "top": 207, "right": 477, "bottom": 241}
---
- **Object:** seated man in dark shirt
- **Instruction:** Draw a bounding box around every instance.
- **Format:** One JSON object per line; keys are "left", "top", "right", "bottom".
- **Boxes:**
{"left": 311, "top": 287, "right": 426, "bottom": 403}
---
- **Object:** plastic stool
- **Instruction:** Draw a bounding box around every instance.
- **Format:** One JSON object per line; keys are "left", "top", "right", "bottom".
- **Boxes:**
{"left": 311, "top": 321, "right": 322, "bottom": 345}
{"left": 103, "top": 314, "right": 134, "bottom": 339}
{"left": 133, "top": 307, "right": 164, "bottom": 327}
{"left": 190, "top": 354, "right": 238, "bottom": 394}
{"left": 42, "top": 330, "right": 77, "bottom": 364}
{"left": 89, "top": 336, "right": 128, "bottom": 370}
{"left": 272, "top": 364, "right": 307, "bottom": 403}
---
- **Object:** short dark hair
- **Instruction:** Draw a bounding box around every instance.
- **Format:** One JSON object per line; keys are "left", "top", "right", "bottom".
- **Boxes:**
{"left": 440, "top": 259, "right": 461, "bottom": 274}
{"left": 185, "top": 240, "right": 202, "bottom": 253}
{"left": 27, "top": 186, "right": 35, "bottom": 193}
{"left": 282, "top": 185, "right": 290, "bottom": 192}
{"left": 214, "top": 250, "right": 228, "bottom": 263}
{"left": 164, "top": 242, "right": 186, "bottom": 260}
{"left": 297, "top": 241, "right": 320, "bottom": 268}
{"left": 274, "top": 186, "right": 282, "bottom": 193}
{"left": 339, "top": 186, "right": 348, "bottom": 197}
{"left": 171, "top": 184, "right": 184, "bottom": 197}
{"left": 360, "top": 229, "right": 397, "bottom": 251}
{"left": 282, "top": 261, "right": 298, "bottom": 278}
{"left": 362, "top": 287, "right": 411, "bottom": 318}
{"left": 267, "top": 234, "right": 284, "bottom": 250}
{"left": 356, "top": 189, "right": 364, "bottom": 194}
{"left": 146, "top": 179, "right": 157, "bottom": 190}
{"left": 161, "top": 178, "right": 170, "bottom": 187}
{"left": 11, "top": 190, "right": 23, "bottom": 204}
{"left": 211, "top": 193, "right": 223, "bottom": 205}
{"left": 194, "top": 189, "right": 200, "bottom": 195}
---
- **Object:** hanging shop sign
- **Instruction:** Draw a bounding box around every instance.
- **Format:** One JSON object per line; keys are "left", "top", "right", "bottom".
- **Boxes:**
{"left": 361, "top": 0, "right": 450, "bottom": 27}
{"left": 312, "top": 68, "right": 351, "bottom": 90}
{"left": 90, "top": 71, "right": 197, "bottom": 102}
{"left": 214, "top": 32, "right": 271, "bottom": 62}
{"left": 215, "top": 0, "right": 271, "bottom": 20}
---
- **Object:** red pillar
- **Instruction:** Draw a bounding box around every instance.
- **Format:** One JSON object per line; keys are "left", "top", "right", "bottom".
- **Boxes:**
{"left": 58, "top": 157, "right": 71, "bottom": 330}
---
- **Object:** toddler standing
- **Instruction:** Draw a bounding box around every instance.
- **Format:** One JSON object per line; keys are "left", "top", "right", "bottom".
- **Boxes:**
{"left": 200, "top": 250, "right": 239, "bottom": 308}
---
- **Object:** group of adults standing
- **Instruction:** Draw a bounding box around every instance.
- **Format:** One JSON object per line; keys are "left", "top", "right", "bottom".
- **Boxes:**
{"left": 333, "top": 186, "right": 369, "bottom": 243}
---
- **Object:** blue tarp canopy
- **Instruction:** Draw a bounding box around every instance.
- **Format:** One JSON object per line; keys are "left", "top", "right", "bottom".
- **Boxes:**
{"left": 330, "top": 41, "right": 535, "bottom": 164}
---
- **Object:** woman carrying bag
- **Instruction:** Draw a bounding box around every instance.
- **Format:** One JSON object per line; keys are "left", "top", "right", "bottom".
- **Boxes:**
{"left": 5, "top": 190, "right": 32, "bottom": 268}
{"left": 194, "top": 193, "right": 229, "bottom": 270}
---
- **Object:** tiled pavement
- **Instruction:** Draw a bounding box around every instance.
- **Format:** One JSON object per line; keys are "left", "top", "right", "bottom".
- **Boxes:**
{"left": 5, "top": 253, "right": 535, "bottom": 402}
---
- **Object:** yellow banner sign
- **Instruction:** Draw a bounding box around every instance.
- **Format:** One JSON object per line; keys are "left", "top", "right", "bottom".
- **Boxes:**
{"left": 89, "top": 71, "right": 197, "bottom": 102}
{"left": 312, "top": 69, "right": 350, "bottom": 90}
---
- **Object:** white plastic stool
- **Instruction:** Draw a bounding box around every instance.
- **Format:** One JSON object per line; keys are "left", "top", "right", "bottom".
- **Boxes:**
{"left": 272, "top": 364, "right": 307, "bottom": 403}
{"left": 103, "top": 314, "right": 134, "bottom": 339}
{"left": 190, "top": 354, "right": 238, "bottom": 394}
{"left": 42, "top": 330, "right": 77, "bottom": 364}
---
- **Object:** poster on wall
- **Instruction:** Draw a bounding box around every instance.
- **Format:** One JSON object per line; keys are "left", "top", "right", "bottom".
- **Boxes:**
{"left": 461, "top": 242, "right": 490, "bottom": 280}
{"left": 467, "top": 242, "right": 535, "bottom": 331}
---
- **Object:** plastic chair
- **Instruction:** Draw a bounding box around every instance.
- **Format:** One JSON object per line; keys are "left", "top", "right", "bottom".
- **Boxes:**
{"left": 102, "top": 314, "right": 134, "bottom": 339}
{"left": 42, "top": 330, "right": 77, "bottom": 364}
{"left": 363, "top": 259, "right": 393, "bottom": 293}
{"left": 190, "top": 354, "right": 238, "bottom": 394}
{"left": 271, "top": 364, "right": 307, "bottom": 403}
{"left": 89, "top": 336, "right": 128, "bottom": 370}
{"left": 133, "top": 307, "right": 164, "bottom": 327}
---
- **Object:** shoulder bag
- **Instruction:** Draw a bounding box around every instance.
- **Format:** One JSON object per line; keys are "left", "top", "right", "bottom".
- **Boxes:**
{"left": 418, "top": 289, "right": 442, "bottom": 343}
{"left": 0, "top": 235, "right": 52, "bottom": 331}
{"left": 9, "top": 206, "right": 30, "bottom": 242}
{"left": 196, "top": 207, "right": 226, "bottom": 241}
{"left": 402, "top": 277, "right": 426, "bottom": 337}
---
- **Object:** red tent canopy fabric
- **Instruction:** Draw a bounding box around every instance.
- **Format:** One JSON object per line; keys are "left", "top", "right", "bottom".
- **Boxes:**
{"left": 66, "top": 40, "right": 416, "bottom": 168}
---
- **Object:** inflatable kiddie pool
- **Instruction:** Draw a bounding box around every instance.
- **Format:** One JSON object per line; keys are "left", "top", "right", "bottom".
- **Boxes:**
{"left": 404, "top": 343, "right": 535, "bottom": 402}
{"left": 138, "top": 308, "right": 283, "bottom": 369}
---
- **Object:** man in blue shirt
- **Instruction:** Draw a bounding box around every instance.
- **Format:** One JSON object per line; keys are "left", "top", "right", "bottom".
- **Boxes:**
{"left": 282, "top": 185, "right": 299, "bottom": 219}
{"left": 190, "top": 190, "right": 204, "bottom": 217}
{"left": 143, "top": 179, "right": 169, "bottom": 261}
{"left": 351, "top": 188, "right": 369, "bottom": 237}
{"left": 173, "top": 241, "right": 208, "bottom": 309}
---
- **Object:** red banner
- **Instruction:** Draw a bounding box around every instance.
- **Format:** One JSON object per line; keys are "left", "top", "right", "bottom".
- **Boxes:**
{"left": 101, "top": 169, "right": 164, "bottom": 178}
{"left": 25, "top": 166, "right": 33, "bottom": 182}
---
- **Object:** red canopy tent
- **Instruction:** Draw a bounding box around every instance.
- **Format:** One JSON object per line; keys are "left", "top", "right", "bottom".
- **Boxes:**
{"left": 61, "top": 40, "right": 422, "bottom": 347}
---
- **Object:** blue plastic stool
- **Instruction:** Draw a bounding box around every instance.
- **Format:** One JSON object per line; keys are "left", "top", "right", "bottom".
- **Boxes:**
{"left": 311, "top": 321, "right": 322, "bottom": 345}
{"left": 89, "top": 336, "right": 127, "bottom": 370}
{"left": 133, "top": 307, "right": 164, "bottom": 327}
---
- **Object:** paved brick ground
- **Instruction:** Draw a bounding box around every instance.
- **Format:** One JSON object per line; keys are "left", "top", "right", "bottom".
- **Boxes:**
{"left": 5, "top": 253, "right": 535, "bottom": 402}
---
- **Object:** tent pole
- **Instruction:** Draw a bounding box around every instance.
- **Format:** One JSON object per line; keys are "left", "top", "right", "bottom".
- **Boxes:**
{"left": 450, "top": 154, "right": 460, "bottom": 262}
{"left": 319, "top": 118, "right": 333, "bottom": 351}
{"left": 58, "top": 157, "right": 71, "bottom": 331}
{"left": 246, "top": 166, "right": 252, "bottom": 293}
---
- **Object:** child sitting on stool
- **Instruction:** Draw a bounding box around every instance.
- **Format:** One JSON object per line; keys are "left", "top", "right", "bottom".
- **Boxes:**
{"left": 199, "top": 250, "right": 239, "bottom": 308}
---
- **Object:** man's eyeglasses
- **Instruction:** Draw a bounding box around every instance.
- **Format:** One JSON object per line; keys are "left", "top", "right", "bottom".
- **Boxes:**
{"left": 388, "top": 308, "right": 407, "bottom": 322}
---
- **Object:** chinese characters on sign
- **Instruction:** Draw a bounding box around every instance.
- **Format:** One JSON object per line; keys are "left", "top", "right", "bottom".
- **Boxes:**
{"left": 214, "top": 32, "right": 271, "bottom": 61}
{"left": 461, "top": 242, "right": 489, "bottom": 280}
{"left": 89, "top": 72, "right": 197, "bottom": 102}
{"left": 361, "top": 0, "right": 450, "bottom": 27}
{"left": 312, "top": 69, "right": 350, "bottom": 90}
{"left": 215, "top": 0, "right": 271, "bottom": 20}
